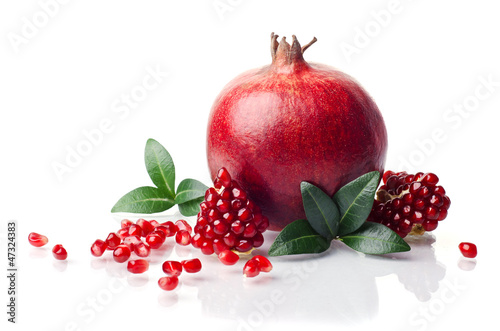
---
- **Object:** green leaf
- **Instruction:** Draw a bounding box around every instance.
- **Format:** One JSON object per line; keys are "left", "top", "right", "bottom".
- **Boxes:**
{"left": 111, "top": 186, "right": 175, "bottom": 213}
{"left": 339, "top": 222, "right": 411, "bottom": 254}
{"left": 175, "top": 178, "right": 209, "bottom": 204}
{"left": 144, "top": 139, "right": 175, "bottom": 198}
{"left": 178, "top": 197, "right": 204, "bottom": 217}
{"left": 301, "top": 182, "right": 340, "bottom": 240}
{"left": 268, "top": 219, "right": 331, "bottom": 256}
{"left": 333, "top": 171, "right": 380, "bottom": 236}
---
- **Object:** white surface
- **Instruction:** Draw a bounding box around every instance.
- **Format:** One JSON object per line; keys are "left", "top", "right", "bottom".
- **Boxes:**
{"left": 1, "top": 1, "right": 499, "bottom": 330}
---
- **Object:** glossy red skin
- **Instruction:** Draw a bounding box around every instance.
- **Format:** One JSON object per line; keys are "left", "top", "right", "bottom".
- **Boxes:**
{"left": 207, "top": 60, "right": 387, "bottom": 231}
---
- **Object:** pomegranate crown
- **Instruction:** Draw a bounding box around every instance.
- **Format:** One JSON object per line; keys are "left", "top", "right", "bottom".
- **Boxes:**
{"left": 270, "top": 32, "right": 317, "bottom": 68}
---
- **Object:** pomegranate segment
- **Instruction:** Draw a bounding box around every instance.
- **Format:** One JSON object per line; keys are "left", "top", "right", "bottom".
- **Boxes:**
{"left": 207, "top": 34, "right": 387, "bottom": 230}
{"left": 367, "top": 171, "right": 451, "bottom": 238}
{"left": 28, "top": 232, "right": 49, "bottom": 247}
{"left": 193, "top": 167, "right": 269, "bottom": 254}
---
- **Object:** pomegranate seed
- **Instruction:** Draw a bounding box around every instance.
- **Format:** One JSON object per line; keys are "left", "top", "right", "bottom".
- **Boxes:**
{"left": 105, "top": 233, "right": 121, "bottom": 250}
{"left": 235, "top": 239, "right": 253, "bottom": 252}
{"left": 422, "top": 220, "right": 438, "bottom": 231}
{"left": 203, "top": 224, "right": 216, "bottom": 239}
{"left": 191, "top": 233, "right": 204, "bottom": 248}
{"left": 217, "top": 167, "right": 232, "bottom": 187}
{"left": 28, "top": 232, "right": 48, "bottom": 247}
{"left": 152, "top": 229, "right": 166, "bottom": 241}
{"left": 127, "top": 259, "right": 149, "bottom": 274}
{"left": 231, "top": 220, "right": 245, "bottom": 235}
{"left": 212, "top": 238, "right": 230, "bottom": 255}
{"left": 232, "top": 186, "right": 247, "bottom": 200}
{"left": 162, "top": 261, "right": 183, "bottom": 276}
{"left": 128, "top": 224, "right": 143, "bottom": 237}
{"left": 134, "top": 242, "right": 151, "bottom": 257}
{"left": 243, "top": 259, "right": 260, "bottom": 277}
{"left": 253, "top": 255, "right": 273, "bottom": 272}
{"left": 150, "top": 220, "right": 159, "bottom": 227}
{"left": 145, "top": 233, "right": 164, "bottom": 249}
{"left": 252, "top": 233, "right": 264, "bottom": 248}
{"left": 213, "top": 219, "right": 229, "bottom": 235}
{"left": 175, "top": 230, "right": 191, "bottom": 246}
{"left": 117, "top": 227, "right": 129, "bottom": 239}
{"left": 90, "top": 239, "right": 108, "bottom": 257}
{"left": 121, "top": 219, "right": 133, "bottom": 228}
{"left": 181, "top": 258, "right": 202, "bottom": 273}
{"left": 52, "top": 244, "right": 67, "bottom": 260}
{"left": 223, "top": 232, "right": 237, "bottom": 247}
{"left": 459, "top": 242, "right": 477, "bottom": 258}
{"left": 136, "top": 219, "right": 154, "bottom": 236}
{"left": 175, "top": 220, "right": 192, "bottom": 233}
{"left": 158, "top": 276, "right": 179, "bottom": 291}
{"left": 113, "top": 244, "right": 131, "bottom": 263}
{"left": 122, "top": 235, "right": 141, "bottom": 251}
{"left": 218, "top": 250, "right": 239, "bottom": 265}
{"left": 422, "top": 173, "right": 439, "bottom": 186}
{"left": 207, "top": 209, "right": 221, "bottom": 222}
{"left": 216, "top": 199, "right": 231, "bottom": 213}
{"left": 159, "top": 221, "right": 178, "bottom": 237}
{"left": 237, "top": 208, "right": 252, "bottom": 221}
{"left": 200, "top": 240, "right": 215, "bottom": 255}
{"left": 243, "top": 222, "right": 257, "bottom": 238}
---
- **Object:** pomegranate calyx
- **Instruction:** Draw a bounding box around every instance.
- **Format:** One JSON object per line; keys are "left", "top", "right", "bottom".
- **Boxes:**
{"left": 270, "top": 33, "right": 316, "bottom": 71}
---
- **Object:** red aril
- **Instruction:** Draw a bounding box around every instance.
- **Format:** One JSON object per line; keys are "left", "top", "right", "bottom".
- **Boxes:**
{"left": 105, "top": 232, "right": 121, "bottom": 250}
{"left": 127, "top": 259, "right": 149, "bottom": 274}
{"left": 252, "top": 255, "right": 272, "bottom": 272}
{"left": 113, "top": 244, "right": 131, "bottom": 263}
{"left": 162, "top": 261, "right": 183, "bottom": 277}
{"left": 175, "top": 230, "right": 191, "bottom": 246}
{"left": 218, "top": 250, "right": 239, "bottom": 265}
{"left": 207, "top": 33, "right": 387, "bottom": 230}
{"left": 158, "top": 276, "right": 179, "bottom": 291}
{"left": 134, "top": 242, "right": 151, "bottom": 257}
{"left": 52, "top": 244, "right": 67, "bottom": 260}
{"left": 181, "top": 258, "right": 202, "bottom": 273}
{"left": 459, "top": 242, "right": 477, "bottom": 258}
{"left": 137, "top": 219, "right": 154, "bottom": 237}
{"left": 122, "top": 235, "right": 141, "bottom": 251}
{"left": 90, "top": 239, "right": 108, "bottom": 257}
{"left": 145, "top": 233, "right": 164, "bottom": 249}
{"left": 243, "top": 259, "right": 260, "bottom": 278}
{"left": 159, "top": 221, "right": 178, "bottom": 236}
{"left": 28, "top": 232, "right": 48, "bottom": 247}
{"left": 121, "top": 219, "right": 133, "bottom": 228}
{"left": 175, "top": 220, "right": 192, "bottom": 233}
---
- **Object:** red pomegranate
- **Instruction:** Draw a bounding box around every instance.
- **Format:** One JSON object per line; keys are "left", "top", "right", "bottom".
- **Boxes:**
{"left": 207, "top": 33, "right": 388, "bottom": 231}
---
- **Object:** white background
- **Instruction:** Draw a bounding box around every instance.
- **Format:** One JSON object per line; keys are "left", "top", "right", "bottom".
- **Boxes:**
{"left": 1, "top": 1, "right": 499, "bottom": 330}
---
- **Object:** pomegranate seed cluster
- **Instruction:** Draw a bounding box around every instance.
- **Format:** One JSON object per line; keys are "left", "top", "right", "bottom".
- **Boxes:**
{"left": 192, "top": 167, "right": 269, "bottom": 255}
{"left": 367, "top": 171, "right": 451, "bottom": 238}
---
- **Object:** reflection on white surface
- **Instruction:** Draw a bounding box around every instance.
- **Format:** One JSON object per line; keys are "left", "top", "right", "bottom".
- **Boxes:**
{"left": 144, "top": 231, "right": 447, "bottom": 327}
{"left": 457, "top": 258, "right": 477, "bottom": 271}
{"left": 52, "top": 259, "right": 68, "bottom": 272}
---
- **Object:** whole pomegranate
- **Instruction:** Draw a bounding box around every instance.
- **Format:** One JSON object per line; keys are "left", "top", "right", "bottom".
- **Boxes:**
{"left": 207, "top": 33, "right": 387, "bottom": 231}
